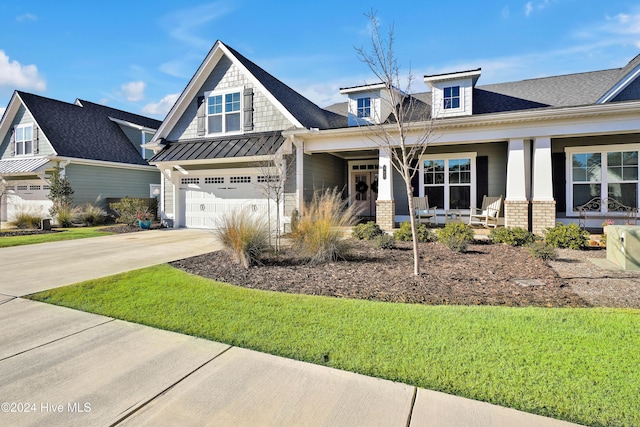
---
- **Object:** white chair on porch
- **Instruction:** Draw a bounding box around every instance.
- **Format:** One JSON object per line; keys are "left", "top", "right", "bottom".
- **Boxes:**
{"left": 469, "top": 195, "right": 503, "bottom": 228}
{"left": 413, "top": 196, "right": 437, "bottom": 226}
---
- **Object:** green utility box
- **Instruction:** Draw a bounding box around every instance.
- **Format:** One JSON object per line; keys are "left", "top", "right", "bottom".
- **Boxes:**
{"left": 606, "top": 225, "right": 640, "bottom": 271}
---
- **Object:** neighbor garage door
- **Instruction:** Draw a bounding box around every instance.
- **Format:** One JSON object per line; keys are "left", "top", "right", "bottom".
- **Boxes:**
{"left": 6, "top": 181, "right": 52, "bottom": 221}
{"left": 180, "top": 173, "right": 275, "bottom": 229}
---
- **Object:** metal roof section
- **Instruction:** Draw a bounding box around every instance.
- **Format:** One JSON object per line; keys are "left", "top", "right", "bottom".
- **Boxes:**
{"left": 150, "top": 132, "right": 284, "bottom": 163}
{"left": 0, "top": 157, "right": 50, "bottom": 175}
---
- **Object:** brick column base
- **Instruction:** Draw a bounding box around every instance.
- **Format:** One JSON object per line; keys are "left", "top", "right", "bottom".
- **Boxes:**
{"left": 504, "top": 200, "right": 530, "bottom": 230}
{"left": 376, "top": 199, "right": 395, "bottom": 231}
{"left": 532, "top": 200, "right": 556, "bottom": 236}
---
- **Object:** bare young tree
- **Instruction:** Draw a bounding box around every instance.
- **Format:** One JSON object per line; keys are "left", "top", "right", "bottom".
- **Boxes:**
{"left": 355, "top": 11, "right": 436, "bottom": 275}
{"left": 254, "top": 152, "right": 295, "bottom": 252}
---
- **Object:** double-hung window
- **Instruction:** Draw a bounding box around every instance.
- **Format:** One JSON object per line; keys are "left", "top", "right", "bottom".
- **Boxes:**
{"left": 15, "top": 124, "right": 33, "bottom": 156}
{"left": 568, "top": 145, "right": 639, "bottom": 212}
{"left": 357, "top": 97, "right": 371, "bottom": 118}
{"left": 206, "top": 89, "right": 241, "bottom": 134}
{"left": 443, "top": 86, "right": 460, "bottom": 109}
{"left": 422, "top": 154, "right": 475, "bottom": 210}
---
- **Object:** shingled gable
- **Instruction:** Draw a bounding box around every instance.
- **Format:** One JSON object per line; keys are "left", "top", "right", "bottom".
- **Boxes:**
{"left": 152, "top": 41, "right": 345, "bottom": 145}
{"left": 12, "top": 91, "right": 160, "bottom": 165}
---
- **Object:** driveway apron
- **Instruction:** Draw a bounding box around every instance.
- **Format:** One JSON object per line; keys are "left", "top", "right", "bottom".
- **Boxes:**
{"left": 0, "top": 229, "right": 218, "bottom": 296}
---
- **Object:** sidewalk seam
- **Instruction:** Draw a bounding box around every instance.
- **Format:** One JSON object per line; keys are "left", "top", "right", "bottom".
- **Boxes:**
{"left": 406, "top": 387, "right": 417, "bottom": 427}
{"left": 0, "top": 296, "right": 17, "bottom": 305}
{"left": 110, "top": 344, "right": 233, "bottom": 426}
{"left": 0, "top": 318, "right": 115, "bottom": 362}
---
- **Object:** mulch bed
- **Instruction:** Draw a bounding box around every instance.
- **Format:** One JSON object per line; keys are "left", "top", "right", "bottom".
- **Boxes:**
{"left": 171, "top": 240, "right": 592, "bottom": 308}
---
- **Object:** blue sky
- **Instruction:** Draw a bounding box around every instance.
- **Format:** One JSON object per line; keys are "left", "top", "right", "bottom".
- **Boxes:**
{"left": 1, "top": 0, "right": 640, "bottom": 120}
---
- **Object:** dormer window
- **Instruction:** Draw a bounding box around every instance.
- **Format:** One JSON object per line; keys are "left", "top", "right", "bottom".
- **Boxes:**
{"left": 443, "top": 86, "right": 460, "bottom": 109}
{"left": 357, "top": 97, "right": 371, "bottom": 118}
{"left": 206, "top": 89, "right": 241, "bottom": 134}
{"left": 14, "top": 124, "right": 33, "bottom": 156}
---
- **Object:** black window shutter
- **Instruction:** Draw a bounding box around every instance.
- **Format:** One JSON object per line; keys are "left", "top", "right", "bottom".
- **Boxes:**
{"left": 476, "top": 155, "right": 489, "bottom": 206}
{"left": 34, "top": 126, "right": 39, "bottom": 154}
{"left": 410, "top": 160, "right": 420, "bottom": 197}
{"left": 10, "top": 127, "right": 15, "bottom": 156}
{"left": 196, "top": 96, "right": 206, "bottom": 136}
{"left": 552, "top": 152, "right": 566, "bottom": 213}
{"left": 243, "top": 88, "right": 254, "bottom": 131}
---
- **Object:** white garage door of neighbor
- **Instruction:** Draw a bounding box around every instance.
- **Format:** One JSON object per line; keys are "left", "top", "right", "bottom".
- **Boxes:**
{"left": 182, "top": 175, "right": 274, "bottom": 229}
{"left": 6, "top": 181, "right": 52, "bottom": 221}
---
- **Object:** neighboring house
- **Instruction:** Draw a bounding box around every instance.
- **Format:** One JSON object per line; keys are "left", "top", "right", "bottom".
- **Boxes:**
{"left": 0, "top": 91, "right": 161, "bottom": 222}
{"left": 148, "top": 40, "right": 640, "bottom": 234}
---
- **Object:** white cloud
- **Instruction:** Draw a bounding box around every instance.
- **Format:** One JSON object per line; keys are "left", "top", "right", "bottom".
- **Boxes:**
{"left": 0, "top": 106, "right": 6, "bottom": 117}
{"left": 0, "top": 51, "right": 46, "bottom": 91}
{"left": 120, "top": 81, "right": 146, "bottom": 102}
{"left": 161, "top": 2, "right": 234, "bottom": 49}
{"left": 16, "top": 13, "right": 37, "bottom": 22}
{"left": 142, "top": 93, "right": 180, "bottom": 116}
{"left": 525, "top": 2, "right": 533, "bottom": 16}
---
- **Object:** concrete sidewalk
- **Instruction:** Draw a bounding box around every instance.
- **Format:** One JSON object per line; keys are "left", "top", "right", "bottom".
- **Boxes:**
{"left": 0, "top": 298, "right": 580, "bottom": 427}
{"left": 0, "top": 228, "right": 219, "bottom": 296}
{"left": 0, "top": 230, "right": 582, "bottom": 426}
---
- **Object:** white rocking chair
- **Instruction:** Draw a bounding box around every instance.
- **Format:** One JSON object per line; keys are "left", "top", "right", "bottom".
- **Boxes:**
{"left": 469, "top": 195, "right": 503, "bottom": 228}
{"left": 413, "top": 196, "right": 437, "bottom": 226}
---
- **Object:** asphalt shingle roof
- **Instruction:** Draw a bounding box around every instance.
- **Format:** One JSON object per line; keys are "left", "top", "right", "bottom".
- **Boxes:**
{"left": 224, "top": 44, "right": 347, "bottom": 130}
{"left": 324, "top": 59, "right": 639, "bottom": 118}
{"left": 17, "top": 92, "right": 161, "bottom": 165}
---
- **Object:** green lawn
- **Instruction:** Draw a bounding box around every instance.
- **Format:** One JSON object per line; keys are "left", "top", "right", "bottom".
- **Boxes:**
{"left": 29, "top": 264, "right": 640, "bottom": 427}
{"left": 0, "top": 227, "right": 114, "bottom": 247}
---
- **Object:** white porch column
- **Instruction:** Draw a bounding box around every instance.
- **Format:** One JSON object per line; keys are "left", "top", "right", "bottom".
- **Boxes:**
{"left": 172, "top": 168, "right": 181, "bottom": 228}
{"left": 377, "top": 150, "right": 393, "bottom": 200}
{"left": 531, "top": 136, "right": 556, "bottom": 234}
{"left": 294, "top": 137, "right": 304, "bottom": 213}
{"left": 376, "top": 150, "right": 395, "bottom": 230}
{"left": 532, "top": 137, "right": 553, "bottom": 201}
{"left": 505, "top": 138, "right": 531, "bottom": 229}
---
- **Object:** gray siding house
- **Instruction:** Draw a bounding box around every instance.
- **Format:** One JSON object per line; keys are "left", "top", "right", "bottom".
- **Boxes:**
{"left": 148, "top": 41, "right": 640, "bottom": 233}
{"left": 0, "top": 92, "right": 161, "bottom": 222}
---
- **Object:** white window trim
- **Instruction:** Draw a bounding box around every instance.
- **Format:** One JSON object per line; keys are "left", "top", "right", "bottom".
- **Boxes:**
{"left": 204, "top": 86, "right": 244, "bottom": 136}
{"left": 356, "top": 97, "right": 371, "bottom": 119}
{"left": 419, "top": 152, "right": 477, "bottom": 211}
{"left": 565, "top": 143, "right": 640, "bottom": 217}
{"left": 14, "top": 123, "right": 34, "bottom": 157}
{"left": 442, "top": 85, "right": 463, "bottom": 111}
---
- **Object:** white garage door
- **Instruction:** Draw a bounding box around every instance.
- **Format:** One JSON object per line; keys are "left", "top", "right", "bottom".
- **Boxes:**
{"left": 181, "top": 173, "right": 277, "bottom": 229}
{"left": 5, "top": 181, "right": 52, "bottom": 221}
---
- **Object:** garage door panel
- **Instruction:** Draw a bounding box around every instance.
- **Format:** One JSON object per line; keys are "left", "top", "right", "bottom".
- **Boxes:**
{"left": 182, "top": 173, "right": 283, "bottom": 230}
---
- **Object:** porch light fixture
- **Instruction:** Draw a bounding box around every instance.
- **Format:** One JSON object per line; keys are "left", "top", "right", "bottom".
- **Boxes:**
{"left": 383, "top": 165, "right": 387, "bottom": 180}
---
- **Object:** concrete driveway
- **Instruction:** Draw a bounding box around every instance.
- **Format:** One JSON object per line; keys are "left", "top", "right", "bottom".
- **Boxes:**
{"left": 0, "top": 228, "right": 218, "bottom": 296}
{"left": 0, "top": 229, "right": 581, "bottom": 426}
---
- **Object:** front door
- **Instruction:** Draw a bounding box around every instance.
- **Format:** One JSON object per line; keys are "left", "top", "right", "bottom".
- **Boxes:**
{"left": 350, "top": 162, "right": 379, "bottom": 217}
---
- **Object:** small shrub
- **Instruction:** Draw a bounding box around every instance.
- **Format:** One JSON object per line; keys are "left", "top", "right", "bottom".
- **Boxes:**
{"left": 373, "top": 233, "right": 395, "bottom": 249}
{"left": 352, "top": 221, "right": 383, "bottom": 240}
{"left": 544, "top": 223, "right": 589, "bottom": 250}
{"left": 436, "top": 222, "right": 475, "bottom": 253}
{"left": 11, "top": 205, "right": 43, "bottom": 229}
{"left": 290, "top": 188, "right": 359, "bottom": 264}
{"left": 109, "top": 198, "right": 148, "bottom": 226}
{"left": 215, "top": 208, "right": 269, "bottom": 269}
{"left": 489, "top": 227, "right": 534, "bottom": 246}
{"left": 80, "top": 203, "right": 107, "bottom": 226}
{"left": 393, "top": 221, "right": 435, "bottom": 242}
{"left": 528, "top": 241, "right": 558, "bottom": 260}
